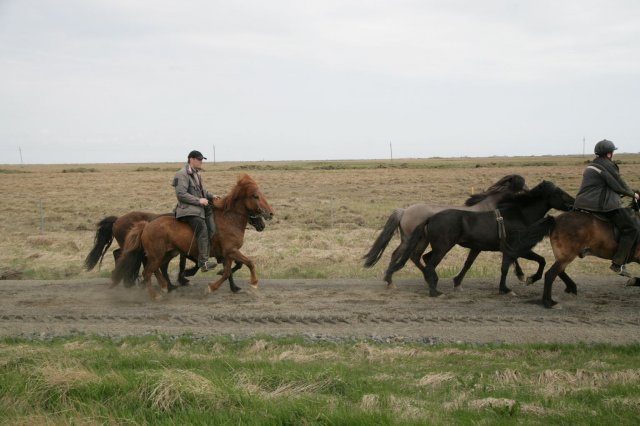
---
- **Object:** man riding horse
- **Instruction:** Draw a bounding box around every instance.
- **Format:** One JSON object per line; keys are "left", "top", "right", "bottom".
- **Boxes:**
{"left": 173, "top": 150, "right": 220, "bottom": 272}
{"left": 573, "top": 139, "right": 640, "bottom": 277}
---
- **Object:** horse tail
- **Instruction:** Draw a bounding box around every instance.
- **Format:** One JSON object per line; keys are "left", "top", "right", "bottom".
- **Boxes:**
{"left": 84, "top": 216, "right": 117, "bottom": 271}
{"left": 509, "top": 216, "right": 557, "bottom": 256}
{"left": 363, "top": 209, "right": 403, "bottom": 267}
{"left": 384, "top": 217, "right": 430, "bottom": 277}
{"left": 111, "top": 221, "right": 148, "bottom": 288}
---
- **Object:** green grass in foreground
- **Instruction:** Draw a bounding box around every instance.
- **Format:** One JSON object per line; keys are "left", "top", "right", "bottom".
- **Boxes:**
{"left": 2, "top": 336, "right": 640, "bottom": 425}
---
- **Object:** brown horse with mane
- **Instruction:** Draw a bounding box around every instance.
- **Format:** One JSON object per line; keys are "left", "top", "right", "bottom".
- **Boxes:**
{"left": 112, "top": 174, "right": 274, "bottom": 300}
{"left": 542, "top": 202, "right": 640, "bottom": 308}
{"left": 85, "top": 211, "right": 266, "bottom": 288}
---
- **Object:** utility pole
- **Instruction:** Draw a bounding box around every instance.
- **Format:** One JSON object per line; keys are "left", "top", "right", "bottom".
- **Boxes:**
{"left": 582, "top": 137, "right": 585, "bottom": 158}
{"left": 212, "top": 144, "right": 216, "bottom": 165}
{"left": 19, "top": 146, "right": 23, "bottom": 166}
{"left": 390, "top": 141, "right": 393, "bottom": 161}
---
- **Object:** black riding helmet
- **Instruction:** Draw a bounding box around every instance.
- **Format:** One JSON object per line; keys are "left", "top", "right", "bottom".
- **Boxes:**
{"left": 594, "top": 139, "right": 618, "bottom": 156}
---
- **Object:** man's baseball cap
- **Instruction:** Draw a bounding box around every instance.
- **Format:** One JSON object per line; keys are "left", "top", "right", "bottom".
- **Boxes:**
{"left": 188, "top": 150, "right": 207, "bottom": 160}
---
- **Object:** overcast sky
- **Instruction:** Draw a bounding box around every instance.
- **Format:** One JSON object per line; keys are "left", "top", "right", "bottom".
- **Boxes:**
{"left": 1, "top": 0, "right": 639, "bottom": 164}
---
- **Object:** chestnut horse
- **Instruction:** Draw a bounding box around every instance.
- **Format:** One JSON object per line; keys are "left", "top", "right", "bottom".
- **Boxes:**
{"left": 84, "top": 211, "right": 265, "bottom": 288}
{"left": 542, "top": 203, "right": 640, "bottom": 309}
{"left": 363, "top": 175, "right": 528, "bottom": 287}
{"left": 112, "top": 174, "right": 274, "bottom": 300}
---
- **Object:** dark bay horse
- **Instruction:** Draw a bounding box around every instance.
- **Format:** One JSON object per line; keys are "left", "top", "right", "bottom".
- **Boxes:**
{"left": 85, "top": 211, "right": 265, "bottom": 288}
{"left": 386, "top": 181, "right": 574, "bottom": 297}
{"left": 112, "top": 174, "right": 274, "bottom": 300}
{"left": 542, "top": 204, "right": 640, "bottom": 308}
{"left": 364, "top": 175, "right": 528, "bottom": 287}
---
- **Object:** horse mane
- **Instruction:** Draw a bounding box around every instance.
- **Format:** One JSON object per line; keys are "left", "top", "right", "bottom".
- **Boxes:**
{"left": 221, "top": 174, "right": 258, "bottom": 212}
{"left": 495, "top": 180, "right": 555, "bottom": 210}
{"left": 464, "top": 174, "right": 527, "bottom": 206}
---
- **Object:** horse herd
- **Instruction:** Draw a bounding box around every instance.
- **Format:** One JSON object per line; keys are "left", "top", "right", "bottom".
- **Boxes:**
{"left": 85, "top": 173, "right": 640, "bottom": 309}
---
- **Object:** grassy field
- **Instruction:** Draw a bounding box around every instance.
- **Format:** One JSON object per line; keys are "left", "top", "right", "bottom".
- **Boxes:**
{"left": 1, "top": 154, "right": 639, "bottom": 282}
{"left": 2, "top": 335, "right": 640, "bottom": 425}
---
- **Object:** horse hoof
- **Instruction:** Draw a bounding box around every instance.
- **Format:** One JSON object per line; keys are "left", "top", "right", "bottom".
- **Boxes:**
{"left": 231, "top": 287, "right": 242, "bottom": 294}
{"left": 550, "top": 303, "right": 562, "bottom": 310}
{"left": 386, "top": 282, "right": 397, "bottom": 290}
{"left": 453, "top": 285, "right": 463, "bottom": 292}
{"left": 249, "top": 284, "right": 259, "bottom": 290}
{"left": 429, "top": 291, "right": 443, "bottom": 298}
{"left": 625, "top": 278, "right": 640, "bottom": 287}
{"left": 517, "top": 274, "right": 526, "bottom": 283}
{"left": 525, "top": 277, "right": 536, "bottom": 286}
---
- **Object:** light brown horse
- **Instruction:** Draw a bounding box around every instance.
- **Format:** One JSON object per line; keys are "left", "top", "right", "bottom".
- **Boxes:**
{"left": 112, "top": 174, "right": 274, "bottom": 300}
{"left": 542, "top": 205, "right": 640, "bottom": 309}
{"left": 363, "top": 175, "right": 528, "bottom": 287}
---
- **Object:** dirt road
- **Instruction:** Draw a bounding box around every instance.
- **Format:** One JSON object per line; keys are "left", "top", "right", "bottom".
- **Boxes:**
{"left": 1, "top": 276, "right": 640, "bottom": 344}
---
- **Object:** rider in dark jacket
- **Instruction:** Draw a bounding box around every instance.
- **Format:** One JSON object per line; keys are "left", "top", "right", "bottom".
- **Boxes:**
{"left": 574, "top": 139, "right": 640, "bottom": 276}
{"left": 173, "top": 150, "right": 219, "bottom": 272}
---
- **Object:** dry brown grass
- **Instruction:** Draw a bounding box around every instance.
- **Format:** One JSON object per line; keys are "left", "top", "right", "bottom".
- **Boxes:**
{"left": 1, "top": 155, "right": 639, "bottom": 281}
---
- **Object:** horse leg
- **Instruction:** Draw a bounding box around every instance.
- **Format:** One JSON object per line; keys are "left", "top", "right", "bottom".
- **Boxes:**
{"left": 558, "top": 271, "right": 578, "bottom": 295}
{"left": 385, "top": 243, "right": 404, "bottom": 289}
{"left": 228, "top": 261, "right": 244, "bottom": 293}
{"left": 453, "top": 249, "right": 480, "bottom": 290}
{"left": 160, "top": 262, "right": 178, "bottom": 292}
{"left": 498, "top": 255, "right": 514, "bottom": 295}
{"left": 183, "top": 260, "right": 199, "bottom": 278}
{"left": 206, "top": 258, "right": 234, "bottom": 294}
{"left": 142, "top": 260, "right": 162, "bottom": 301}
{"left": 520, "top": 250, "right": 546, "bottom": 285}
{"left": 178, "top": 255, "right": 190, "bottom": 286}
{"left": 513, "top": 260, "right": 525, "bottom": 282}
{"left": 543, "top": 261, "right": 565, "bottom": 309}
{"left": 422, "top": 247, "right": 449, "bottom": 297}
{"left": 412, "top": 238, "right": 429, "bottom": 270}
{"left": 113, "top": 248, "right": 122, "bottom": 263}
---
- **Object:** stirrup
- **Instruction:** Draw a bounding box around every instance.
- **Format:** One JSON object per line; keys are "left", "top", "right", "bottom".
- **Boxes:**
{"left": 200, "top": 260, "right": 217, "bottom": 272}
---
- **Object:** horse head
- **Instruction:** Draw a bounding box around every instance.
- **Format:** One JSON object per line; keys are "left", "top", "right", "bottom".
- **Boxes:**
{"left": 224, "top": 174, "right": 274, "bottom": 220}
{"left": 538, "top": 180, "right": 574, "bottom": 211}
{"left": 464, "top": 174, "right": 528, "bottom": 207}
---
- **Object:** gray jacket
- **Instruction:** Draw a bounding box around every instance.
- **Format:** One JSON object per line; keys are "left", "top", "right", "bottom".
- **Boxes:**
{"left": 172, "top": 165, "right": 216, "bottom": 219}
{"left": 574, "top": 157, "right": 635, "bottom": 212}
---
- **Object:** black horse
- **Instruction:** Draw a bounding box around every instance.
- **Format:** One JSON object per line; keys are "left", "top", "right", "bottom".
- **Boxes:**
{"left": 386, "top": 181, "right": 575, "bottom": 297}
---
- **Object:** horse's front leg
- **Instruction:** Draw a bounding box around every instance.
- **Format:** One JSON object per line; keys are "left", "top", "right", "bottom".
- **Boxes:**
{"left": 206, "top": 258, "right": 234, "bottom": 294}
{"left": 228, "top": 250, "right": 258, "bottom": 288}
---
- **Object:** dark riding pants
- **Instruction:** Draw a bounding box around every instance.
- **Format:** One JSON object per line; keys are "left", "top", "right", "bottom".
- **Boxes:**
{"left": 602, "top": 208, "right": 639, "bottom": 265}
{"left": 180, "top": 214, "right": 216, "bottom": 266}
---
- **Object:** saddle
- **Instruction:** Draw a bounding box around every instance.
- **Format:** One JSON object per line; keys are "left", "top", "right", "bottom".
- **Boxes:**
{"left": 574, "top": 208, "right": 621, "bottom": 241}
{"left": 575, "top": 207, "right": 640, "bottom": 259}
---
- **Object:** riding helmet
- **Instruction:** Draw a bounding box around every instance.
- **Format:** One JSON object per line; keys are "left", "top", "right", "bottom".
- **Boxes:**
{"left": 594, "top": 139, "right": 618, "bottom": 156}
